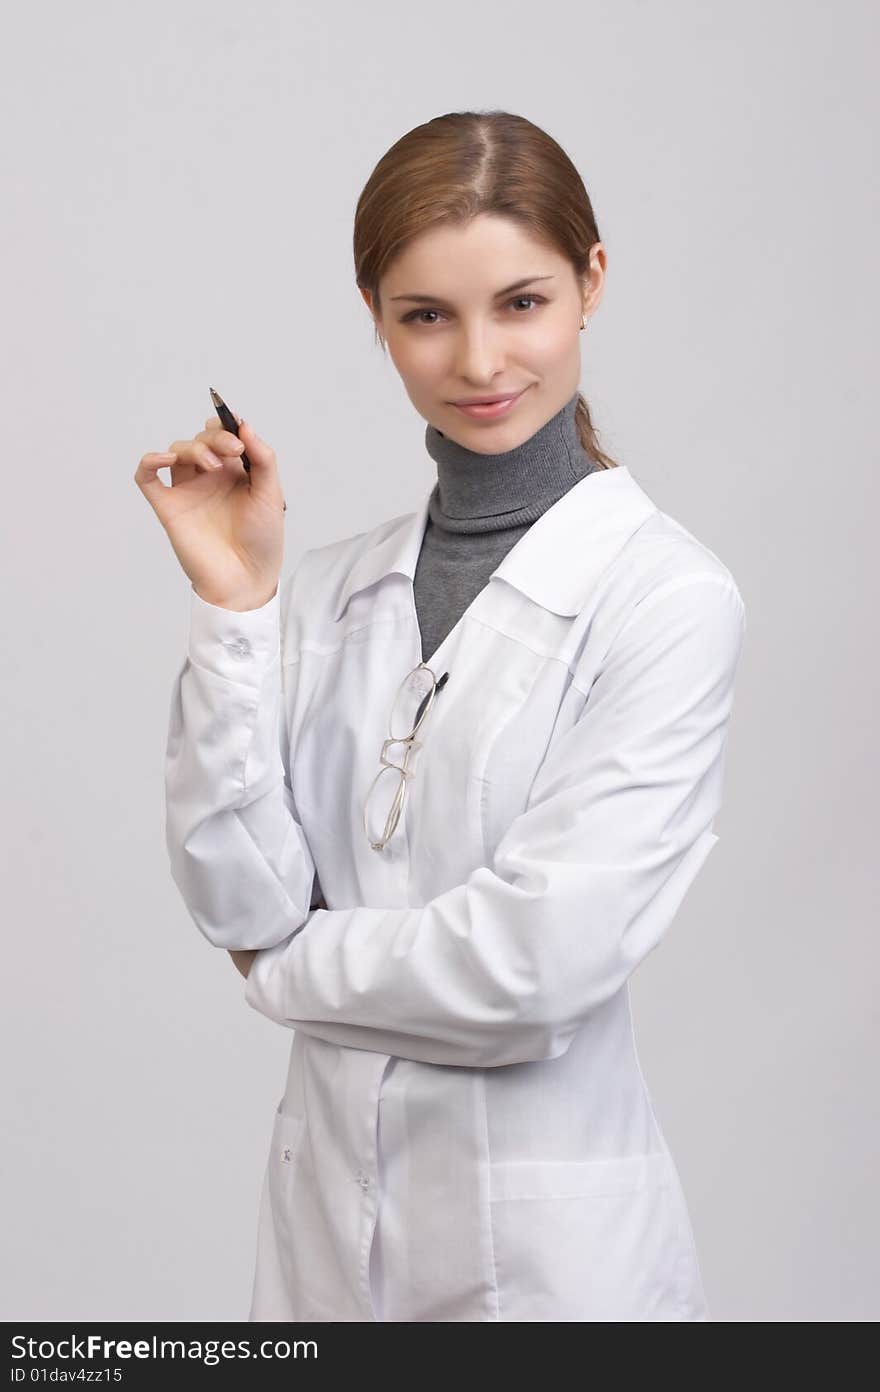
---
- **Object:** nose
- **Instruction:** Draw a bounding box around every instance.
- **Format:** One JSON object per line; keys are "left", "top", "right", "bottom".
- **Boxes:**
{"left": 452, "top": 321, "right": 507, "bottom": 385}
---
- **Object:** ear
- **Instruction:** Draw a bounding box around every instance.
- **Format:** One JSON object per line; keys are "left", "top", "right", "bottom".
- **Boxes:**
{"left": 582, "top": 244, "right": 607, "bottom": 317}
{"left": 360, "top": 286, "right": 380, "bottom": 323}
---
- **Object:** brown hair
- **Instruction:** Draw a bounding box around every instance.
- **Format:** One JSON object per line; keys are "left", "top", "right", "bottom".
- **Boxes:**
{"left": 353, "top": 109, "right": 619, "bottom": 470}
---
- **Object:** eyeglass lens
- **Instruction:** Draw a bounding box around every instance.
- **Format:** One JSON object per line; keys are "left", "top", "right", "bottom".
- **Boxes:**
{"left": 365, "top": 667, "right": 451, "bottom": 849}
{"left": 389, "top": 666, "right": 435, "bottom": 740}
{"left": 364, "top": 764, "right": 408, "bottom": 847}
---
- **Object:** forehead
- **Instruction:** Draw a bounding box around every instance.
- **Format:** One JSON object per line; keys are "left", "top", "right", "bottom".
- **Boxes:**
{"left": 381, "top": 214, "right": 569, "bottom": 297}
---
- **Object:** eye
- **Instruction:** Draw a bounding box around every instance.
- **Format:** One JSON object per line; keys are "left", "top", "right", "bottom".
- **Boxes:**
{"left": 402, "top": 308, "right": 444, "bottom": 326}
{"left": 400, "top": 295, "right": 548, "bottom": 326}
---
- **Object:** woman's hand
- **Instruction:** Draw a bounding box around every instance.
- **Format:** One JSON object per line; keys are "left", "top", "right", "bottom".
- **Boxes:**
{"left": 228, "top": 949, "right": 258, "bottom": 979}
{"left": 227, "top": 889, "right": 330, "bottom": 977}
{"left": 135, "top": 414, "right": 287, "bottom": 611}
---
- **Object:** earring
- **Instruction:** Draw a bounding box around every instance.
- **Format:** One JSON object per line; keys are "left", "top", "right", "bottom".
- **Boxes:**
{"left": 581, "top": 314, "right": 587, "bottom": 331}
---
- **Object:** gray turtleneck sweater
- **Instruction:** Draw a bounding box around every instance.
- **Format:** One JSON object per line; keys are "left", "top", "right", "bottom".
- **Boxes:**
{"left": 413, "top": 390, "right": 602, "bottom": 664}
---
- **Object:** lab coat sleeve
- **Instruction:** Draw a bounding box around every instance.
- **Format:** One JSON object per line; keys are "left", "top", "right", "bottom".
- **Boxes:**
{"left": 243, "top": 573, "right": 747, "bottom": 1067}
{"left": 164, "top": 570, "right": 320, "bottom": 951}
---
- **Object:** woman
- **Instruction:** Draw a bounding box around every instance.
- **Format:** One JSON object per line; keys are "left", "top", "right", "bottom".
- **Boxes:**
{"left": 138, "top": 111, "right": 746, "bottom": 1321}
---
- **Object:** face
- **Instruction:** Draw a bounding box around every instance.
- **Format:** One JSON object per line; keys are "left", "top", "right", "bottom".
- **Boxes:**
{"left": 360, "top": 213, "right": 606, "bottom": 453}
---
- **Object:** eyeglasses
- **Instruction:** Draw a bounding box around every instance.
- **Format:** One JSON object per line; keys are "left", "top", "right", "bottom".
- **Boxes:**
{"left": 363, "top": 662, "right": 450, "bottom": 851}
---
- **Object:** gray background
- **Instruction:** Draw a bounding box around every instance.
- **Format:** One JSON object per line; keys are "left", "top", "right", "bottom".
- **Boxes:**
{"left": 2, "top": 0, "right": 876, "bottom": 1322}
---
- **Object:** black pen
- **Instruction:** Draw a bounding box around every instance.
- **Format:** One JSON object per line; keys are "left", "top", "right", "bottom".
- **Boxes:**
{"left": 209, "top": 386, "right": 252, "bottom": 474}
{"left": 414, "top": 670, "right": 450, "bottom": 726}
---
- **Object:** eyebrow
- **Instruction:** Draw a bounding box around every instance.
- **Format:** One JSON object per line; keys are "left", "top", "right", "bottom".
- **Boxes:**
{"left": 389, "top": 275, "right": 555, "bottom": 305}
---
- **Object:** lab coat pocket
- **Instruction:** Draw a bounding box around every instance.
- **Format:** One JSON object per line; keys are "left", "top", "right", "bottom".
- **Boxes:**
{"left": 267, "top": 1107, "right": 307, "bottom": 1231}
{"left": 488, "top": 1150, "right": 703, "bottom": 1321}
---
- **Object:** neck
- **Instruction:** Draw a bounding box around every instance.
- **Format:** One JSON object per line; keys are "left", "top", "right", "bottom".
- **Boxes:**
{"left": 423, "top": 390, "right": 599, "bottom": 533}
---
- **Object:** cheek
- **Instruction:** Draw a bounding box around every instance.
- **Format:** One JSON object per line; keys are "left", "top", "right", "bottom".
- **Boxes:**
{"left": 390, "top": 348, "right": 444, "bottom": 412}
{"left": 527, "top": 320, "right": 580, "bottom": 367}
{"left": 391, "top": 336, "right": 447, "bottom": 382}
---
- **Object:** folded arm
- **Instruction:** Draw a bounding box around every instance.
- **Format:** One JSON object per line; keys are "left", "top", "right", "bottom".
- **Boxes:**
{"left": 243, "top": 574, "right": 747, "bottom": 1068}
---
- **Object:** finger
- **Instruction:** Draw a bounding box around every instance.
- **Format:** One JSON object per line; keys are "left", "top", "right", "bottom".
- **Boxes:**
{"left": 196, "top": 426, "right": 246, "bottom": 456}
{"left": 134, "top": 451, "right": 177, "bottom": 513}
{"left": 167, "top": 437, "right": 226, "bottom": 473}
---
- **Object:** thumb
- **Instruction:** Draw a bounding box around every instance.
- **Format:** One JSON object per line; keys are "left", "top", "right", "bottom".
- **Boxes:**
{"left": 239, "top": 418, "right": 275, "bottom": 474}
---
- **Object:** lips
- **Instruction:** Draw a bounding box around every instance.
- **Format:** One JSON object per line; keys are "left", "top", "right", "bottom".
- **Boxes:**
{"left": 450, "top": 387, "right": 530, "bottom": 420}
{"left": 451, "top": 391, "right": 522, "bottom": 405}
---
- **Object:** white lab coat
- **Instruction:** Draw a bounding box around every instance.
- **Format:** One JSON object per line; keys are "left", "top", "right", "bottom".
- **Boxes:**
{"left": 165, "top": 463, "right": 746, "bottom": 1321}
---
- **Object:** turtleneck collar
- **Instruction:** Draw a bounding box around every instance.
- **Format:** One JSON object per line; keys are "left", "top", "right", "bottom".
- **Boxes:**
{"left": 422, "top": 389, "right": 601, "bottom": 533}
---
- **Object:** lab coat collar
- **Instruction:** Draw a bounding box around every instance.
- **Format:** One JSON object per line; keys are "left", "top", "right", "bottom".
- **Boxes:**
{"left": 332, "top": 464, "right": 658, "bottom": 621}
